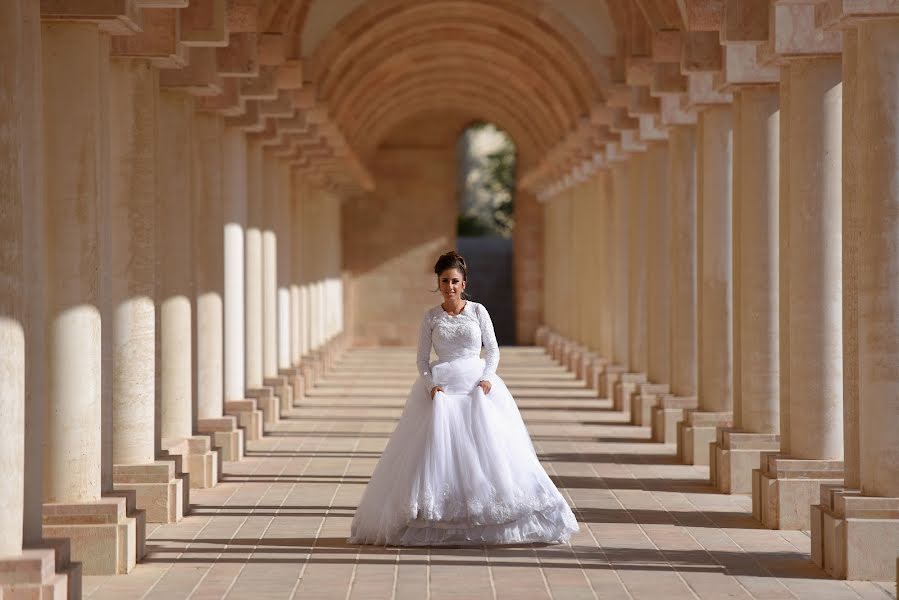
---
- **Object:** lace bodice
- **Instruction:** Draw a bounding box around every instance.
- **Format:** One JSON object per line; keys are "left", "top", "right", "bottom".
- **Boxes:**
{"left": 416, "top": 301, "right": 499, "bottom": 390}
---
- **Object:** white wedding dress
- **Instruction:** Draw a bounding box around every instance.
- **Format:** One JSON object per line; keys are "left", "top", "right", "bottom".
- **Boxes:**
{"left": 348, "top": 301, "right": 579, "bottom": 546}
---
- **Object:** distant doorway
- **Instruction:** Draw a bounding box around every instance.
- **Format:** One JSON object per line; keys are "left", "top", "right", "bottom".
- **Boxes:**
{"left": 456, "top": 123, "right": 517, "bottom": 345}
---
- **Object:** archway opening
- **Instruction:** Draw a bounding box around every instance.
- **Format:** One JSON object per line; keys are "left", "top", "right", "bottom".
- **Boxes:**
{"left": 456, "top": 122, "right": 518, "bottom": 345}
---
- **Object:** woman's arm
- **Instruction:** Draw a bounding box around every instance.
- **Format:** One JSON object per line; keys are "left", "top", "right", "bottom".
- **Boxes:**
{"left": 416, "top": 311, "right": 435, "bottom": 390}
{"left": 477, "top": 303, "right": 500, "bottom": 380}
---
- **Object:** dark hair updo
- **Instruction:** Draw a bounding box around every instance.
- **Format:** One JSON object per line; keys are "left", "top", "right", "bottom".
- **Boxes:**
{"left": 434, "top": 250, "right": 471, "bottom": 300}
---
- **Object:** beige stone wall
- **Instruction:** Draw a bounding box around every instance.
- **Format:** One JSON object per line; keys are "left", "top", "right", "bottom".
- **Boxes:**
{"left": 342, "top": 118, "right": 458, "bottom": 346}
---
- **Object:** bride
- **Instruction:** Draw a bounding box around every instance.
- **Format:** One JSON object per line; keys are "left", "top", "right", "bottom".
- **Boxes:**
{"left": 348, "top": 251, "right": 579, "bottom": 546}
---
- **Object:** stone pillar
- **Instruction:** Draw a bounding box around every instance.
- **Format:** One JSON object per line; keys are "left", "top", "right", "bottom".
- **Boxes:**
{"left": 0, "top": 1, "right": 70, "bottom": 594}
{"left": 192, "top": 111, "right": 243, "bottom": 462}
{"left": 259, "top": 154, "right": 290, "bottom": 421}
{"left": 614, "top": 156, "right": 649, "bottom": 412}
{"left": 222, "top": 129, "right": 263, "bottom": 442}
{"left": 652, "top": 125, "right": 698, "bottom": 444}
{"left": 597, "top": 164, "right": 629, "bottom": 399}
{"left": 631, "top": 142, "right": 671, "bottom": 427}
{"left": 679, "top": 105, "right": 734, "bottom": 465}
{"left": 757, "top": 56, "right": 844, "bottom": 531}
{"left": 262, "top": 154, "right": 279, "bottom": 379}
{"left": 275, "top": 161, "right": 299, "bottom": 414}
{"left": 39, "top": 20, "right": 138, "bottom": 575}
{"left": 714, "top": 85, "right": 781, "bottom": 495}
{"left": 288, "top": 173, "right": 306, "bottom": 402}
{"left": 107, "top": 57, "right": 183, "bottom": 525}
{"left": 815, "top": 18, "right": 899, "bottom": 581}
{"left": 157, "top": 90, "right": 217, "bottom": 489}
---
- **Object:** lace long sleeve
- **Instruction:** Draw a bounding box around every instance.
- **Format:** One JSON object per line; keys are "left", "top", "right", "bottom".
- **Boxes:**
{"left": 416, "top": 311, "right": 435, "bottom": 390}
{"left": 477, "top": 303, "right": 500, "bottom": 380}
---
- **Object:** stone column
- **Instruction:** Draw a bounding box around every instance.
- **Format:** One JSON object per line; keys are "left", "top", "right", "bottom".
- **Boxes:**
{"left": 615, "top": 155, "right": 649, "bottom": 412}
{"left": 259, "top": 154, "right": 290, "bottom": 420}
{"left": 758, "top": 56, "right": 844, "bottom": 531}
{"left": 245, "top": 140, "right": 264, "bottom": 391}
{"left": 815, "top": 17, "right": 899, "bottom": 581}
{"left": 652, "top": 125, "right": 698, "bottom": 444}
{"left": 107, "top": 57, "right": 183, "bottom": 524}
{"left": 289, "top": 173, "right": 306, "bottom": 401}
{"left": 240, "top": 138, "right": 269, "bottom": 435}
{"left": 596, "top": 165, "right": 625, "bottom": 397}
{"left": 275, "top": 161, "right": 298, "bottom": 414}
{"left": 192, "top": 111, "right": 243, "bottom": 462}
{"left": 262, "top": 154, "right": 279, "bottom": 379}
{"left": 39, "top": 20, "right": 137, "bottom": 576}
{"left": 157, "top": 90, "right": 217, "bottom": 489}
{"left": 221, "top": 129, "right": 262, "bottom": 442}
{"left": 713, "top": 85, "right": 782, "bottom": 495}
{"left": 0, "top": 1, "right": 69, "bottom": 594}
{"left": 678, "top": 105, "right": 734, "bottom": 465}
{"left": 606, "top": 161, "right": 631, "bottom": 397}
{"left": 632, "top": 142, "right": 671, "bottom": 427}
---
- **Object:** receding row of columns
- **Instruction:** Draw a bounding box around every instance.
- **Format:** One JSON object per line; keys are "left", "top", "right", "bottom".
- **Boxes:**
{"left": 538, "top": 17, "right": 899, "bottom": 583}
{"left": 0, "top": 8, "right": 347, "bottom": 596}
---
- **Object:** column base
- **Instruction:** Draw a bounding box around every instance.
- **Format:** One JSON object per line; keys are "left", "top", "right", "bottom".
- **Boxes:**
{"left": 575, "top": 351, "right": 595, "bottom": 385}
{"left": 712, "top": 429, "right": 780, "bottom": 494}
{"left": 613, "top": 372, "right": 646, "bottom": 412}
{"left": 247, "top": 386, "right": 278, "bottom": 425}
{"left": 0, "top": 547, "right": 73, "bottom": 600}
{"left": 301, "top": 354, "right": 322, "bottom": 388}
{"left": 563, "top": 341, "right": 581, "bottom": 372}
{"left": 598, "top": 364, "right": 626, "bottom": 401}
{"left": 113, "top": 461, "right": 184, "bottom": 523}
{"left": 42, "top": 497, "right": 137, "bottom": 575}
{"left": 535, "top": 326, "right": 550, "bottom": 347}
{"left": 224, "top": 398, "right": 264, "bottom": 441}
{"left": 754, "top": 454, "right": 843, "bottom": 530}
{"left": 198, "top": 416, "right": 244, "bottom": 462}
{"left": 676, "top": 411, "right": 732, "bottom": 465}
{"left": 651, "top": 395, "right": 697, "bottom": 444}
{"left": 163, "top": 436, "right": 219, "bottom": 489}
{"left": 811, "top": 490, "right": 899, "bottom": 580}
{"left": 630, "top": 383, "right": 669, "bottom": 426}
{"left": 265, "top": 375, "right": 294, "bottom": 415}
{"left": 280, "top": 366, "right": 305, "bottom": 406}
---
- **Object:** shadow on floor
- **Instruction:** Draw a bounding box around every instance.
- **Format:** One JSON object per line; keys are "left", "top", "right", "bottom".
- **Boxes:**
{"left": 143, "top": 536, "right": 825, "bottom": 578}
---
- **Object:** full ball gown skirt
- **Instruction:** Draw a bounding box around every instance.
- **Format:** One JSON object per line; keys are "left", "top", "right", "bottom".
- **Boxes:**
{"left": 348, "top": 355, "right": 579, "bottom": 546}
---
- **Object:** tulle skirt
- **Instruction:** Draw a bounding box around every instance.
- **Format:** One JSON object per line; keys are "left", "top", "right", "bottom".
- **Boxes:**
{"left": 348, "top": 356, "right": 579, "bottom": 546}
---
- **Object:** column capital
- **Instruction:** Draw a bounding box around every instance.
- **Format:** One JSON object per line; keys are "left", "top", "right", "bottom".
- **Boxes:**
{"left": 179, "top": 0, "right": 227, "bottom": 47}
{"left": 687, "top": 72, "right": 733, "bottom": 107}
{"left": 40, "top": 0, "right": 143, "bottom": 35}
{"left": 716, "top": 43, "right": 781, "bottom": 89}
{"left": 216, "top": 32, "right": 260, "bottom": 77}
{"left": 661, "top": 94, "right": 698, "bottom": 125}
{"left": 757, "top": 3, "right": 843, "bottom": 64}
{"left": 110, "top": 7, "right": 187, "bottom": 68}
{"left": 160, "top": 46, "right": 224, "bottom": 96}
{"left": 816, "top": 0, "right": 899, "bottom": 29}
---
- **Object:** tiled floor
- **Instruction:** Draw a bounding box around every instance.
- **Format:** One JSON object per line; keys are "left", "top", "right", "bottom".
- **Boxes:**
{"left": 84, "top": 347, "right": 896, "bottom": 599}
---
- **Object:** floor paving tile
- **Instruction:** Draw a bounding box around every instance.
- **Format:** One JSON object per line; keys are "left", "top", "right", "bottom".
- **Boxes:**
{"left": 83, "top": 348, "right": 896, "bottom": 600}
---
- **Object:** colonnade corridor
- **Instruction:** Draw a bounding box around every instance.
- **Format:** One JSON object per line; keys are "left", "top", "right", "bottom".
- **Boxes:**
{"left": 79, "top": 347, "right": 893, "bottom": 600}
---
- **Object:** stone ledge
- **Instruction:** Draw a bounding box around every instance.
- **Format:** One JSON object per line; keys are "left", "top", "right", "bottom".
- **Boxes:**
{"left": 198, "top": 416, "right": 244, "bottom": 461}
{"left": 163, "top": 436, "right": 218, "bottom": 489}
{"left": 677, "top": 411, "right": 732, "bottom": 465}
{"left": 247, "top": 386, "right": 279, "bottom": 425}
{"left": 613, "top": 372, "right": 646, "bottom": 412}
{"left": 225, "top": 398, "right": 264, "bottom": 441}
{"left": 0, "top": 547, "right": 71, "bottom": 600}
{"left": 598, "top": 364, "right": 627, "bottom": 400}
{"left": 42, "top": 497, "right": 137, "bottom": 575}
{"left": 712, "top": 430, "right": 780, "bottom": 495}
{"left": 754, "top": 455, "right": 844, "bottom": 529}
{"left": 651, "top": 396, "right": 697, "bottom": 444}
{"left": 113, "top": 460, "right": 183, "bottom": 524}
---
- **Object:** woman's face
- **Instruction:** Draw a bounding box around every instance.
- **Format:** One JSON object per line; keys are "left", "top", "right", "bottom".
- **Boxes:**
{"left": 438, "top": 268, "right": 466, "bottom": 302}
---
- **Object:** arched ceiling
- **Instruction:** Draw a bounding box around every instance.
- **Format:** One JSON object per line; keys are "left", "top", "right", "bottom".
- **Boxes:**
{"left": 292, "top": 0, "right": 618, "bottom": 163}
{"left": 194, "top": 0, "right": 691, "bottom": 193}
